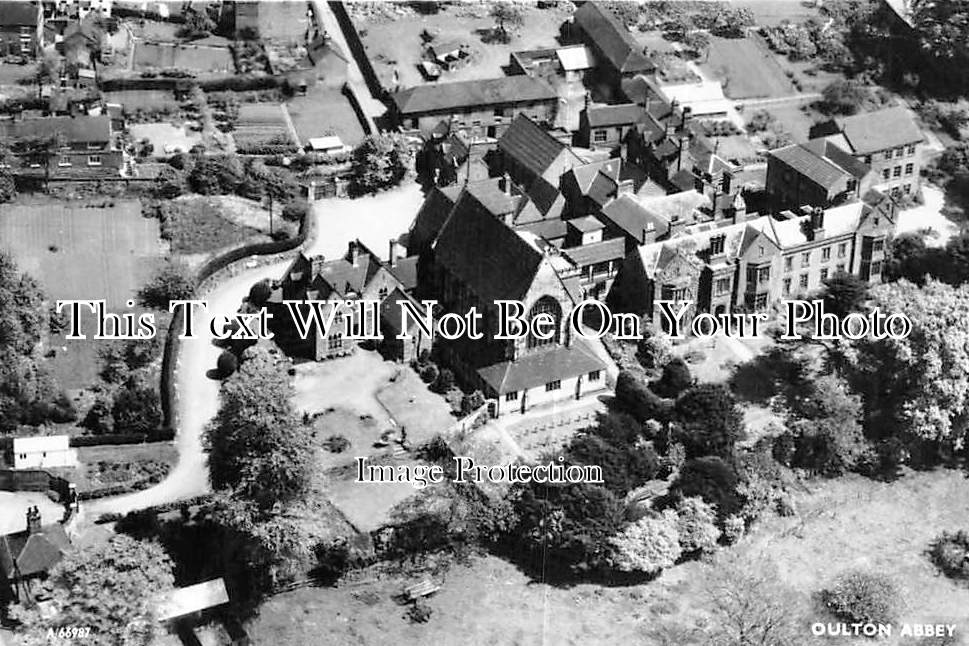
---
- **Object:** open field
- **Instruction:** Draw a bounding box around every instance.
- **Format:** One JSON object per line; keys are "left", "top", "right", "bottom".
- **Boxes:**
{"left": 133, "top": 42, "right": 234, "bottom": 73}
{"left": 0, "top": 200, "right": 164, "bottom": 388}
{"left": 249, "top": 468, "right": 969, "bottom": 645}
{"left": 701, "top": 36, "right": 797, "bottom": 100}
{"left": 163, "top": 196, "right": 270, "bottom": 257}
{"left": 286, "top": 87, "right": 367, "bottom": 147}
{"left": 355, "top": 3, "right": 569, "bottom": 89}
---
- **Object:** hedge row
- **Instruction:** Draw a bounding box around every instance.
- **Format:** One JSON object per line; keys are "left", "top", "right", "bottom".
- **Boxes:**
{"left": 100, "top": 75, "right": 283, "bottom": 94}
{"left": 94, "top": 493, "right": 214, "bottom": 524}
{"left": 69, "top": 429, "right": 176, "bottom": 447}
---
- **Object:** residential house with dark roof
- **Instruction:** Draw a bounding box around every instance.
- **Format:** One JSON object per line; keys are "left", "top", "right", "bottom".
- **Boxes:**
{"left": 578, "top": 102, "right": 653, "bottom": 152}
{"left": 570, "top": 0, "right": 655, "bottom": 100}
{"left": 610, "top": 190, "right": 898, "bottom": 326}
{"left": 0, "top": 1, "right": 43, "bottom": 58}
{"left": 0, "top": 507, "right": 71, "bottom": 601}
{"left": 767, "top": 139, "right": 874, "bottom": 210}
{"left": 559, "top": 156, "right": 645, "bottom": 221}
{"left": 268, "top": 241, "right": 406, "bottom": 361}
{"left": 379, "top": 287, "right": 431, "bottom": 363}
{"left": 809, "top": 106, "right": 924, "bottom": 198}
{"left": 421, "top": 180, "right": 607, "bottom": 415}
{"left": 1, "top": 114, "right": 124, "bottom": 180}
{"left": 389, "top": 76, "right": 559, "bottom": 137}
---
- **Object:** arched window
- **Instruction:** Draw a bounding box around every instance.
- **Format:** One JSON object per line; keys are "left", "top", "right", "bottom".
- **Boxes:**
{"left": 527, "top": 296, "right": 562, "bottom": 349}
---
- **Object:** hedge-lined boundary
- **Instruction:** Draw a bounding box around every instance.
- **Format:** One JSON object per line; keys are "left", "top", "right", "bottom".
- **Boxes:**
{"left": 159, "top": 203, "right": 316, "bottom": 430}
{"left": 69, "top": 431, "right": 175, "bottom": 448}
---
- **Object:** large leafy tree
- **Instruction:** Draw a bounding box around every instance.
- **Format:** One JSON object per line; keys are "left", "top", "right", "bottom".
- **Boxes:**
{"left": 347, "top": 134, "right": 410, "bottom": 197}
{"left": 205, "top": 345, "right": 315, "bottom": 506}
{"left": 673, "top": 383, "right": 744, "bottom": 458}
{"left": 608, "top": 510, "right": 682, "bottom": 575}
{"left": 11, "top": 535, "right": 175, "bottom": 646}
{"left": 843, "top": 280, "right": 969, "bottom": 448}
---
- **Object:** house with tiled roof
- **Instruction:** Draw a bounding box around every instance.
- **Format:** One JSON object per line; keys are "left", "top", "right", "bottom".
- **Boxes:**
{"left": 578, "top": 101, "right": 654, "bottom": 152}
{"left": 570, "top": 0, "right": 655, "bottom": 100}
{"left": 809, "top": 106, "right": 924, "bottom": 198}
{"left": 559, "top": 157, "right": 646, "bottom": 221}
{"left": 767, "top": 138, "right": 874, "bottom": 210}
{"left": 610, "top": 190, "right": 898, "bottom": 325}
{"left": 417, "top": 179, "right": 608, "bottom": 415}
{"left": 268, "top": 241, "right": 406, "bottom": 361}
{"left": 389, "top": 76, "right": 558, "bottom": 137}
{"left": 0, "top": 1, "right": 43, "bottom": 58}
{"left": 0, "top": 507, "right": 71, "bottom": 601}
{"left": 1, "top": 114, "right": 124, "bottom": 180}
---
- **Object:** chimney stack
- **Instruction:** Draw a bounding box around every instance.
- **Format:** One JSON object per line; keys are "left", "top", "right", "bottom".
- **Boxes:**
{"left": 501, "top": 171, "right": 512, "bottom": 196}
{"left": 388, "top": 238, "right": 398, "bottom": 268}
{"left": 26, "top": 506, "right": 41, "bottom": 534}
{"left": 349, "top": 241, "right": 359, "bottom": 266}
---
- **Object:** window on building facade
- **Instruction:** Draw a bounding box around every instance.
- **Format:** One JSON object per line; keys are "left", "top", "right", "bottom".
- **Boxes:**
{"left": 757, "top": 267, "right": 770, "bottom": 284}
{"left": 801, "top": 252, "right": 810, "bottom": 267}
{"left": 784, "top": 256, "right": 792, "bottom": 272}
{"left": 58, "top": 157, "right": 71, "bottom": 167}
{"left": 672, "top": 287, "right": 689, "bottom": 301}
{"left": 821, "top": 268, "right": 829, "bottom": 281}
{"left": 864, "top": 155, "right": 872, "bottom": 164}
{"left": 378, "top": 287, "right": 388, "bottom": 300}
{"left": 822, "top": 247, "right": 831, "bottom": 261}
{"left": 527, "top": 296, "right": 561, "bottom": 349}
{"left": 838, "top": 243, "right": 847, "bottom": 258}
{"left": 893, "top": 165, "right": 902, "bottom": 177}
{"left": 894, "top": 147, "right": 904, "bottom": 158}
{"left": 883, "top": 151, "right": 892, "bottom": 161}
{"left": 327, "top": 332, "right": 343, "bottom": 352}
{"left": 754, "top": 292, "right": 768, "bottom": 310}
{"left": 904, "top": 183, "right": 911, "bottom": 193}
{"left": 715, "top": 277, "right": 730, "bottom": 295}
{"left": 907, "top": 144, "right": 916, "bottom": 155}
{"left": 799, "top": 274, "right": 809, "bottom": 289}
{"left": 593, "top": 130, "right": 607, "bottom": 143}
{"left": 545, "top": 380, "right": 561, "bottom": 392}
{"left": 837, "top": 263, "right": 846, "bottom": 273}
{"left": 882, "top": 169, "right": 890, "bottom": 180}
{"left": 588, "top": 370, "right": 601, "bottom": 382}
{"left": 846, "top": 179, "right": 857, "bottom": 192}
{"left": 505, "top": 391, "right": 518, "bottom": 401}
{"left": 710, "top": 235, "right": 726, "bottom": 256}
{"left": 872, "top": 238, "right": 884, "bottom": 253}
{"left": 891, "top": 186, "right": 900, "bottom": 196}
{"left": 87, "top": 155, "right": 101, "bottom": 166}
{"left": 905, "top": 163, "right": 913, "bottom": 175}
{"left": 871, "top": 260, "right": 882, "bottom": 275}
{"left": 783, "top": 278, "right": 791, "bottom": 294}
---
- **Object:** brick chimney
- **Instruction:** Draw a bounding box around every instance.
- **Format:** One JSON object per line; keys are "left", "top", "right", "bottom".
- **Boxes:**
{"left": 26, "top": 506, "right": 41, "bottom": 534}
{"left": 388, "top": 238, "right": 398, "bottom": 268}
{"left": 348, "top": 241, "right": 359, "bottom": 266}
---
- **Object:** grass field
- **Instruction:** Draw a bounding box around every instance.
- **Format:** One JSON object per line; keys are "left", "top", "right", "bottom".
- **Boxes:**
{"left": 249, "top": 468, "right": 969, "bottom": 645}
{"left": 0, "top": 200, "right": 164, "bottom": 388}
{"left": 163, "top": 196, "right": 269, "bottom": 258}
{"left": 702, "top": 36, "right": 797, "bottom": 100}
{"left": 74, "top": 443, "right": 178, "bottom": 494}
{"left": 286, "top": 87, "right": 366, "bottom": 147}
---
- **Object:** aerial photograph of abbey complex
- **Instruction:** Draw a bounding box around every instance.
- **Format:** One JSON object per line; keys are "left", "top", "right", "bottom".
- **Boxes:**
{"left": 0, "top": 0, "right": 968, "bottom": 643}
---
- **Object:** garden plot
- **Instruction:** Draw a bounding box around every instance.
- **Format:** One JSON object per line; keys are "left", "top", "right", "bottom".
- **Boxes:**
{"left": 232, "top": 103, "right": 296, "bottom": 153}
{"left": 134, "top": 41, "right": 234, "bottom": 73}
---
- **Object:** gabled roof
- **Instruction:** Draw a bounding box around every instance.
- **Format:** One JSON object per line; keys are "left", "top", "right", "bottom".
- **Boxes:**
{"left": 387, "top": 256, "right": 418, "bottom": 293}
{"left": 408, "top": 184, "right": 463, "bottom": 254}
{"left": 573, "top": 1, "right": 655, "bottom": 74}
{"left": 477, "top": 340, "right": 604, "bottom": 394}
{"left": 771, "top": 139, "right": 870, "bottom": 189}
{"left": 600, "top": 193, "right": 657, "bottom": 244}
{"left": 569, "top": 215, "right": 605, "bottom": 233}
{"left": 833, "top": 106, "right": 924, "bottom": 155}
{"left": 380, "top": 287, "right": 422, "bottom": 337}
{"left": 392, "top": 76, "right": 557, "bottom": 115}
{"left": 766, "top": 202, "right": 867, "bottom": 248}
{"left": 516, "top": 218, "right": 569, "bottom": 241}
{"left": 1, "top": 115, "right": 111, "bottom": 143}
{"left": 561, "top": 237, "right": 625, "bottom": 266}
{"left": 498, "top": 114, "right": 580, "bottom": 179}
{"left": 0, "top": 1, "right": 39, "bottom": 26}
{"left": 586, "top": 102, "right": 649, "bottom": 128}
{"left": 433, "top": 187, "right": 544, "bottom": 302}
{"left": 0, "top": 524, "right": 71, "bottom": 579}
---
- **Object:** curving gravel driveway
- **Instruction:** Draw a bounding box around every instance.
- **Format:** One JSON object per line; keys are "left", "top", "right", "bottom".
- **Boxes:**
{"left": 87, "top": 260, "right": 294, "bottom": 516}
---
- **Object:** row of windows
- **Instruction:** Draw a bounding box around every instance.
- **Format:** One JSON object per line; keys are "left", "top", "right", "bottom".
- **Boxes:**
{"left": 504, "top": 371, "right": 601, "bottom": 402}
{"left": 866, "top": 144, "right": 916, "bottom": 164}
{"left": 784, "top": 243, "right": 849, "bottom": 272}
{"left": 52, "top": 155, "right": 102, "bottom": 167}
{"left": 881, "top": 163, "right": 915, "bottom": 180}
{"left": 783, "top": 263, "right": 851, "bottom": 293}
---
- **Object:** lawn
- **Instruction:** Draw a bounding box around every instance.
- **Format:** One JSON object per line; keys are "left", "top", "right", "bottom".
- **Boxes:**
{"left": 355, "top": 3, "right": 569, "bottom": 89}
{"left": 286, "top": 87, "right": 366, "bottom": 147}
{"left": 104, "top": 90, "right": 181, "bottom": 114}
{"left": 734, "top": 0, "right": 822, "bottom": 27}
{"left": 0, "top": 200, "right": 164, "bottom": 388}
{"left": 133, "top": 42, "right": 234, "bottom": 73}
{"left": 249, "top": 469, "right": 969, "bottom": 645}
{"left": 73, "top": 443, "right": 178, "bottom": 494}
{"left": 701, "top": 36, "right": 797, "bottom": 100}
{"left": 162, "top": 196, "right": 271, "bottom": 259}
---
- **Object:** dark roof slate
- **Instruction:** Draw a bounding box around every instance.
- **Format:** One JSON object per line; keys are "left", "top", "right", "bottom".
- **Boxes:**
{"left": 392, "top": 76, "right": 557, "bottom": 115}
{"left": 573, "top": 1, "right": 655, "bottom": 74}
{"left": 477, "top": 340, "right": 604, "bottom": 394}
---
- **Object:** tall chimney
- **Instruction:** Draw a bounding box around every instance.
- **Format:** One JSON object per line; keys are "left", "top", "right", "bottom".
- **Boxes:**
{"left": 388, "top": 239, "right": 398, "bottom": 268}
{"left": 501, "top": 171, "right": 512, "bottom": 196}
{"left": 26, "top": 506, "right": 41, "bottom": 534}
{"left": 349, "top": 241, "right": 359, "bottom": 266}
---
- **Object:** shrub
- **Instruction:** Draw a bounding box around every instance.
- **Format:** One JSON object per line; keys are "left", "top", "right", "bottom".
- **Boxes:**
{"left": 82, "top": 397, "right": 115, "bottom": 434}
{"left": 615, "top": 369, "right": 673, "bottom": 423}
{"left": 419, "top": 363, "right": 439, "bottom": 384}
{"left": 461, "top": 390, "right": 485, "bottom": 415}
{"left": 652, "top": 357, "right": 692, "bottom": 398}
{"left": 281, "top": 200, "right": 308, "bottom": 222}
{"left": 432, "top": 368, "right": 454, "bottom": 394}
{"left": 111, "top": 383, "right": 162, "bottom": 436}
{"left": 674, "top": 497, "right": 721, "bottom": 554}
{"left": 217, "top": 351, "right": 238, "bottom": 378}
{"left": 138, "top": 261, "right": 196, "bottom": 310}
{"left": 821, "top": 570, "right": 899, "bottom": 624}
{"left": 673, "top": 384, "right": 743, "bottom": 458}
{"left": 323, "top": 434, "right": 350, "bottom": 453}
{"left": 670, "top": 456, "right": 743, "bottom": 519}
{"left": 929, "top": 531, "right": 969, "bottom": 580}
{"left": 407, "top": 600, "right": 432, "bottom": 623}
{"left": 188, "top": 155, "right": 245, "bottom": 194}
{"left": 609, "top": 510, "right": 682, "bottom": 575}
{"left": 248, "top": 279, "right": 272, "bottom": 307}
{"left": 636, "top": 333, "right": 672, "bottom": 369}
{"left": 722, "top": 515, "right": 745, "bottom": 544}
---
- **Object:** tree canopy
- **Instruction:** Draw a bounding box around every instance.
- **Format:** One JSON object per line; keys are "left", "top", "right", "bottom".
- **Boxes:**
{"left": 348, "top": 134, "right": 410, "bottom": 197}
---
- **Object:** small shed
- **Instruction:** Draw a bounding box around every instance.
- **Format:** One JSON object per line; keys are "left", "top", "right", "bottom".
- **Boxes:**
{"left": 156, "top": 579, "right": 230, "bottom": 623}
{"left": 428, "top": 40, "right": 469, "bottom": 71}
{"left": 307, "top": 135, "right": 350, "bottom": 155}
{"left": 12, "top": 436, "right": 76, "bottom": 470}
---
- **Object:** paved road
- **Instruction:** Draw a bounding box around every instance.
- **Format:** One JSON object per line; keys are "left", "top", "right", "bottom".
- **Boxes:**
{"left": 87, "top": 260, "right": 293, "bottom": 516}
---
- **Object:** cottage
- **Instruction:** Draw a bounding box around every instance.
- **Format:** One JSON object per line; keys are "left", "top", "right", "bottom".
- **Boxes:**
{"left": 0, "top": 1, "right": 43, "bottom": 58}
{"left": 0, "top": 507, "right": 71, "bottom": 601}
{"left": 12, "top": 435, "right": 77, "bottom": 470}
{"left": 390, "top": 76, "right": 559, "bottom": 137}
{"left": 1, "top": 114, "right": 124, "bottom": 180}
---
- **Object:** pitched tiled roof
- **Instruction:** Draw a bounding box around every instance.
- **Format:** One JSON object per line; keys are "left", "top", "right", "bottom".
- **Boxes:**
{"left": 392, "top": 76, "right": 557, "bottom": 115}
{"left": 586, "top": 103, "right": 649, "bottom": 128}
{"left": 766, "top": 202, "right": 867, "bottom": 248}
{"left": 573, "top": 1, "right": 655, "bottom": 74}
{"left": 408, "top": 184, "right": 463, "bottom": 254}
{"left": 0, "top": 524, "right": 70, "bottom": 579}
{"left": 516, "top": 218, "right": 569, "bottom": 241}
{"left": 600, "top": 193, "right": 657, "bottom": 244}
{"left": 1, "top": 115, "right": 111, "bottom": 144}
{"left": 0, "top": 1, "right": 39, "bottom": 26}
{"left": 498, "top": 115, "right": 578, "bottom": 179}
{"left": 387, "top": 255, "right": 418, "bottom": 292}
{"left": 477, "top": 340, "right": 604, "bottom": 394}
{"left": 833, "top": 106, "right": 924, "bottom": 155}
{"left": 433, "top": 189, "right": 544, "bottom": 302}
{"left": 636, "top": 215, "right": 773, "bottom": 278}
{"left": 380, "top": 287, "right": 422, "bottom": 337}
{"left": 569, "top": 215, "right": 605, "bottom": 233}
{"left": 771, "top": 142, "right": 852, "bottom": 190}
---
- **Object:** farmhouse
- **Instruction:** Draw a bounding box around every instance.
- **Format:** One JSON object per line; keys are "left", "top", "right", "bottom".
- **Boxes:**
{"left": 1, "top": 114, "right": 125, "bottom": 179}
{"left": 389, "top": 76, "right": 559, "bottom": 137}
{"left": 810, "top": 106, "right": 924, "bottom": 197}
{"left": 0, "top": 0, "right": 43, "bottom": 58}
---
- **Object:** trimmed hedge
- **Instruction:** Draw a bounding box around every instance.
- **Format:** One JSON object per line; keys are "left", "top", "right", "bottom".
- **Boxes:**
{"left": 69, "top": 430, "right": 176, "bottom": 447}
